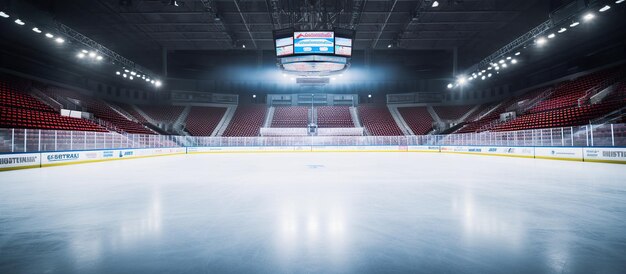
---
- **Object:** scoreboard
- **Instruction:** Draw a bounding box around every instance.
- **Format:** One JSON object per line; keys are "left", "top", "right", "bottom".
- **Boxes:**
{"left": 274, "top": 29, "right": 353, "bottom": 58}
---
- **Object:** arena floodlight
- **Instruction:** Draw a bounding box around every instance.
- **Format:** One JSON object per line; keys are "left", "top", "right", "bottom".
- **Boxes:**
{"left": 511, "top": 59, "right": 518, "bottom": 64}
{"left": 116, "top": 71, "right": 121, "bottom": 75}
{"left": 96, "top": 55, "right": 103, "bottom": 61}
{"left": 481, "top": 70, "right": 486, "bottom": 73}
{"left": 488, "top": 73, "right": 492, "bottom": 77}
{"left": 155, "top": 80, "right": 162, "bottom": 87}
{"left": 481, "top": 76, "right": 486, "bottom": 80}
{"left": 499, "top": 59, "right": 505, "bottom": 64}
{"left": 145, "top": 78, "right": 150, "bottom": 82}
{"left": 536, "top": 37, "right": 547, "bottom": 46}
{"left": 130, "top": 71, "right": 136, "bottom": 76}
{"left": 129, "top": 76, "right": 134, "bottom": 80}
{"left": 89, "top": 51, "right": 96, "bottom": 58}
{"left": 617, "top": 0, "right": 625, "bottom": 4}
{"left": 558, "top": 28, "right": 567, "bottom": 33}
{"left": 0, "top": 11, "right": 9, "bottom": 18}
{"left": 387, "top": 44, "right": 392, "bottom": 48}
{"left": 599, "top": 5, "right": 611, "bottom": 12}
{"left": 124, "top": 69, "right": 130, "bottom": 73}
{"left": 583, "top": 13, "right": 595, "bottom": 22}
{"left": 14, "top": 19, "right": 25, "bottom": 25}
{"left": 252, "top": 94, "right": 257, "bottom": 98}
{"left": 151, "top": 80, "right": 155, "bottom": 84}
{"left": 515, "top": 52, "right": 521, "bottom": 56}
{"left": 447, "top": 83, "right": 454, "bottom": 89}
{"left": 457, "top": 76, "right": 467, "bottom": 85}
{"left": 123, "top": 73, "right": 127, "bottom": 78}
{"left": 506, "top": 57, "right": 512, "bottom": 60}
{"left": 432, "top": 1, "right": 439, "bottom": 7}
{"left": 55, "top": 37, "right": 65, "bottom": 44}
{"left": 45, "top": 33, "right": 53, "bottom": 38}
{"left": 570, "top": 21, "right": 580, "bottom": 27}
{"left": 548, "top": 33, "right": 555, "bottom": 39}
{"left": 368, "top": 94, "right": 372, "bottom": 98}
{"left": 32, "top": 27, "right": 41, "bottom": 33}
{"left": 502, "top": 63, "right": 508, "bottom": 68}
{"left": 82, "top": 49, "right": 88, "bottom": 53}
{"left": 495, "top": 66, "right": 500, "bottom": 71}
{"left": 77, "top": 52, "right": 85, "bottom": 59}
{"left": 242, "top": 44, "right": 246, "bottom": 49}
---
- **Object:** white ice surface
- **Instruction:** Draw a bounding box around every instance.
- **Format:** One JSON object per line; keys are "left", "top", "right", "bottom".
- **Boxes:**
{"left": 1, "top": 152, "right": 626, "bottom": 273}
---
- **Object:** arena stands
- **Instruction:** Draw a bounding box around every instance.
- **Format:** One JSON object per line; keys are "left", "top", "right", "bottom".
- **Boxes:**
{"left": 317, "top": 106, "right": 354, "bottom": 128}
{"left": 433, "top": 105, "right": 474, "bottom": 121}
{"left": 223, "top": 105, "right": 266, "bottom": 137}
{"left": 1, "top": 79, "right": 106, "bottom": 132}
{"left": 184, "top": 107, "right": 226, "bottom": 136}
{"left": 271, "top": 106, "right": 309, "bottom": 128}
{"left": 116, "top": 103, "right": 149, "bottom": 124}
{"left": 43, "top": 88, "right": 154, "bottom": 134}
{"left": 138, "top": 105, "right": 185, "bottom": 124}
{"left": 528, "top": 68, "right": 620, "bottom": 113}
{"left": 398, "top": 107, "right": 434, "bottom": 135}
{"left": 358, "top": 105, "right": 403, "bottom": 136}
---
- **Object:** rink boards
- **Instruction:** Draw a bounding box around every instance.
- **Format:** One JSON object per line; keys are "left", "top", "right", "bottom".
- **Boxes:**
{"left": 1, "top": 145, "right": 625, "bottom": 171}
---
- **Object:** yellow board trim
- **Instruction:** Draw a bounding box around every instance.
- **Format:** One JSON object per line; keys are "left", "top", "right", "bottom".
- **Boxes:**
{"left": 440, "top": 151, "right": 535, "bottom": 159}
{"left": 534, "top": 156, "right": 583, "bottom": 162}
{"left": 41, "top": 153, "right": 186, "bottom": 167}
{"left": 0, "top": 165, "right": 41, "bottom": 171}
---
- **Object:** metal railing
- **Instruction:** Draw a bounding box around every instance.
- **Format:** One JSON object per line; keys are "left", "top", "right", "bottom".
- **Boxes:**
{"left": 1, "top": 124, "right": 625, "bottom": 154}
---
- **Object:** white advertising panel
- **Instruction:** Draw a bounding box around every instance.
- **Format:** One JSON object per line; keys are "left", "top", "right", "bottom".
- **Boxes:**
{"left": 0, "top": 153, "right": 41, "bottom": 170}
{"left": 583, "top": 148, "right": 626, "bottom": 163}
{"left": 535, "top": 147, "right": 583, "bottom": 161}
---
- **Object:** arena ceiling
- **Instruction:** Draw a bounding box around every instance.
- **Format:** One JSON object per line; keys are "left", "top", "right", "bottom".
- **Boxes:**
{"left": 45, "top": 0, "right": 548, "bottom": 53}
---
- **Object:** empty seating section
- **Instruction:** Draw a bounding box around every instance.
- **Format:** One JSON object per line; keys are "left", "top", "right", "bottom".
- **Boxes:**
{"left": 271, "top": 106, "right": 309, "bottom": 128}
{"left": 398, "top": 107, "right": 434, "bottom": 135}
{"left": 317, "top": 106, "right": 354, "bottom": 128}
{"left": 0, "top": 78, "right": 106, "bottom": 132}
{"left": 184, "top": 107, "right": 226, "bottom": 136}
{"left": 44, "top": 88, "right": 153, "bottom": 134}
{"left": 457, "top": 98, "right": 517, "bottom": 133}
{"left": 358, "top": 105, "right": 403, "bottom": 136}
{"left": 1, "top": 82, "right": 53, "bottom": 112}
{"left": 493, "top": 100, "right": 624, "bottom": 132}
{"left": 223, "top": 105, "right": 267, "bottom": 137}
{"left": 0, "top": 106, "right": 106, "bottom": 132}
{"left": 433, "top": 105, "right": 474, "bottom": 121}
{"left": 138, "top": 106, "right": 185, "bottom": 123}
{"left": 528, "top": 69, "right": 618, "bottom": 113}
{"left": 116, "top": 103, "right": 149, "bottom": 123}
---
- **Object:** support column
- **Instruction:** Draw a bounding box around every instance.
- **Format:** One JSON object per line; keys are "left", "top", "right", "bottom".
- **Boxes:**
{"left": 452, "top": 47, "right": 458, "bottom": 77}
{"left": 162, "top": 47, "right": 168, "bottom": 77}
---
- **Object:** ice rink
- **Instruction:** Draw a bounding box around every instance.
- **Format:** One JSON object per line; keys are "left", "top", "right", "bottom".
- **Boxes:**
{"left": 1, "top": 152, "right": 626, "bottom": 274}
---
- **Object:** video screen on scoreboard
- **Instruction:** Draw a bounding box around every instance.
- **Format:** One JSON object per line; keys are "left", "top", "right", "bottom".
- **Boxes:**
{"left": 293, "top": 31, "right": 334, "bottom": 54}
{"left": 334, "top": 37, "right": 352, "bottom": 56}
{"left": 275, "top": 37, "right": 294, "bottom": 57}
{"left": 276, "top": 45, "right": 294, "bottom": 56}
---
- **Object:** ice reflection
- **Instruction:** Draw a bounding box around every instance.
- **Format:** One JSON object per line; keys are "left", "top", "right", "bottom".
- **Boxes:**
{"left": 117, "top": 187, "right": 163, "bottom": 249}
{"left": 453, "top": 191, "right": 525, "bottom": 250}
{"left": 275, "top": 199, "right": 348, "bottom": 269}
